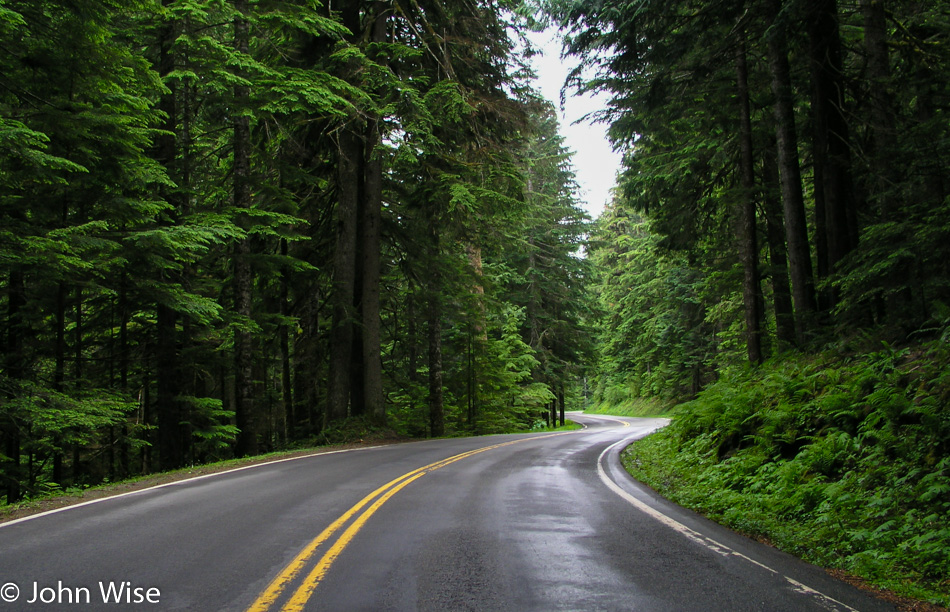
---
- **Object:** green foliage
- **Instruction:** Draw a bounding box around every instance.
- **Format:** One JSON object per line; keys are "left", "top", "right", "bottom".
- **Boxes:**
{"left": 589, "top": 207, "right": 717, "bottom": 403}
{"left": 624, "top": 344, "right": 950, "bottom": 605}
{"left": 471, "top": 304, "right": 556, "bottom": 434}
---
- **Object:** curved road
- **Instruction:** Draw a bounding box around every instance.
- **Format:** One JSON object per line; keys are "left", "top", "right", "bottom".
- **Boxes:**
{"left": 0, "top": 414, "right": 894, "bottom": 611}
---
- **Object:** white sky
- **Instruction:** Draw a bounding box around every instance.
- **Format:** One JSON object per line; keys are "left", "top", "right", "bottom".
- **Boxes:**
{"left": 525, "top": 29, "right": 623, "bottom": 220}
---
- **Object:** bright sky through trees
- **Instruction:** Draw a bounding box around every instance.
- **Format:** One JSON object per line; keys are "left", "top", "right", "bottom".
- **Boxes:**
{"left": 527, "top": 28, "right": 621, "bottom": 219}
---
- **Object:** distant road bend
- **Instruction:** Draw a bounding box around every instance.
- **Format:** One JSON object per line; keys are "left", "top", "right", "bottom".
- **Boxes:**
{"left": 0, "top": 414, "right": 895, "bottom": 611}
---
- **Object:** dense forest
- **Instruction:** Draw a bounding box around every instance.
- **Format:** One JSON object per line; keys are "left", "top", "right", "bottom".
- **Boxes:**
{"left": 560, "top": 0, "right": 950, "bottom": 400}
{"left": 0, "top": 0, "right": 592, "bottom": 503}
{"left": 551, "top": 0, "right": 950, "bottom": 603}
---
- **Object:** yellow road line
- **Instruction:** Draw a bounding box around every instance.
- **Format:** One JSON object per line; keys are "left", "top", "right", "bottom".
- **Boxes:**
{"left": 246, "top": 447, "right": 489, "bottom": 612}
{"left": 247, "top": 433, "right": 570, "bottom": 612}
{"left": 592, "top": 415, "right": 631, "bottom": 428}
{"left": 282, "top": 471, "right": 426, "bottom": 611}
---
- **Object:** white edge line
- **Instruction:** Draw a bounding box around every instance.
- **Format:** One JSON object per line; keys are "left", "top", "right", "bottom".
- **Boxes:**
{"left": 0, "top": 445, "right": 385, "bottom": 529}
{"left": 596, "top": 438, "right": 859, "bottom": 612}
{"left": 2, "top": 422, "right": 596, "bottom": 530}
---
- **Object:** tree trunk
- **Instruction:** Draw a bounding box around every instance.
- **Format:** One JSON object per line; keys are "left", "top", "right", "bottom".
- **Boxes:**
{"left": 407, "top": 286, "right": 419, "bottom": 388}
{"left": 361, "top": 147, "right": 384, "bottom": 423}
{"left": 766, "top": 0, "right": 816, "bottom": 342}
{"left": 427, "top": 221, "right": 444, "bottom": 438}
{"left": 141, "top": 354, "right": 153, "bottom": 473}
{"left": 735, "top": 39, "right": 764, "bottom": 364}
{"left": 151, "top": 0, "right": 188, "bottom": 468}
{"left": 327, "top": 129, "right": 361, "bottom": 424}
{"left": 558, "top": 384, "right": 565, "bottom": 427}
{"left": 293, "top": 286, "right": 321, "bottom": 434}
{"left": 72, "top": 286, "right": 84, "bottom": 481}
{"left": 861, "top": 0, "right": 897, "bottom": 216}
{"left": 156, "top": 303, "right": 184, "bottom": 469}
{"left": 808, "top": 0, "right": 859, "bottom": 287}
{"left": 233, "top": 0, "right": 257, "bottom": 456}
{"left": 55, "top": 283, "right": 67, "bottom": 391}
{"left": 3, "top": 269, "right": 25, "bottom": 503}
{"left": 466, "top": 243, "right": 487, "bottom": 427}
{"left": 280, "top": 240, "right": 294, "bottom": 443}
{"left": 329, "top": 0, "right": 362, "bottom": 421}
{"left": 118, "top": 273, "right": 130, "bottom": 478}
{"left": 52, "top": 282, "right": 67, "bottom": 483}
{"left": 467, "top": 329, "right": 476, "bottom": 427}
{"left": 763, "top": 142, "right": 798, "bottom": 349}
{"left": 353, "top": 3, "right": 388, "bottom": 424}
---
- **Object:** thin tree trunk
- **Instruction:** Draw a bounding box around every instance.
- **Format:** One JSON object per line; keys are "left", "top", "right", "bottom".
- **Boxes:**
{"left": 152, "top": 0, "right": 187, "bottom": 469}
{"left": 558, "top": 384, "right": 565, "bottom": 427}
{"left": 52, "top": 282, "right": 67, "bottom": 483}
{"left": 142, "top": 353, "right": 152, "bottom": 473}
{"left": 467, "top": 329, "right": 476, "bottom": 427}
{"left": 294, "top": 286, "right": 321, "bottom": 434}
{"left": 233, "top": 0, "right": 257, "bottom": 456}
{"left": 763, "top": 143, "right": 798, "bottom": 349}
{"left": 55, "top": 283, "right": 67, "bottom": 390}
{"left": 808, "top": 0, "right": 858, "bottom": 284}
{"left": 280, "top": 240, "right": 293, "bottom": 443}
{"left": 3, "top": 270, "right": 25, "bottom": 503}
{"left": 735, "top": 39, "right": 764, "bottom": 364}
{"left": 156, "top": 303, "right": 183, "bottom": 469}
{"left": 861, "top": 0, "right": 896, "bottom": 216}
{"left": 118, "top": 273, "right": 130, "bottom": 478}
{"left": 812, "top": 139, "right": 831, "bottom": 310}
{"left": 407, "top": 285, "right": 419, "bottom": 388}
{"left": 427, "top": 221, "right": 444, "bottom": 438}
{"left": 766, "top": 0, "right": 816, "bottom": 342}
{"left": 74, "top": 287, "right": 83, "bottom": 382}
{"left": 72, "top": 286, "right": 84, "bottom": 481}
{"left": 427, "top": 299, "right": 444, "bottom": 437}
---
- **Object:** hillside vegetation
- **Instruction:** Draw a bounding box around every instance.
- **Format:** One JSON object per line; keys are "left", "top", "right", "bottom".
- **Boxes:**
{"left": 621, "top": 343, "right": 950, "bottom": 606}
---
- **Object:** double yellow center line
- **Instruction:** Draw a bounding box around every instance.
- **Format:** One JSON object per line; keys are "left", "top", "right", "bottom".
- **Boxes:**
{"left": 246, "top": 433, "right": 570, "bottom": 612}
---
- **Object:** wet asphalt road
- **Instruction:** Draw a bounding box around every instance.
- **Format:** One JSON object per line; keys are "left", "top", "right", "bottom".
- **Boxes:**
{"left": 0, "top": 414, "right": 895, "bottom": 611}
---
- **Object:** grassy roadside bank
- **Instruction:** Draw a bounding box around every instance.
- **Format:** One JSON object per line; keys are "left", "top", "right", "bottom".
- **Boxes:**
{"left": 599, "top": 343, "right": 950, "bottom": 610}
{"left": 0, "top": 418, "right": 580, "bottom": 525}
{"left": 583, "top": 396, "right": 675, "bottom": 419}
{"left": 0, "top": 439, "right": 402, "bottom": 525}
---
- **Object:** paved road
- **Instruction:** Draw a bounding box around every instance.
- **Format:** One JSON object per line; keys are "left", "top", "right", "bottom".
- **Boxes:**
{"left": 0, "top": 414, "right": 894, "bottom": 611}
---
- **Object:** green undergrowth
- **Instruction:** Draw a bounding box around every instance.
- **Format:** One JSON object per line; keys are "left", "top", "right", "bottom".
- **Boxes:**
{"left": 622, "top": 342, "right": 950, "bottom": 607}
{"left": 585, "top": 396, "right": 675, "bottom": 418}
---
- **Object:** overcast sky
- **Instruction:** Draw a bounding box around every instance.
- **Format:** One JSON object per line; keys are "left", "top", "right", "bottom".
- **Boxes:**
{"left": 525, "top": 29, "right": 622, "bottom": 220}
